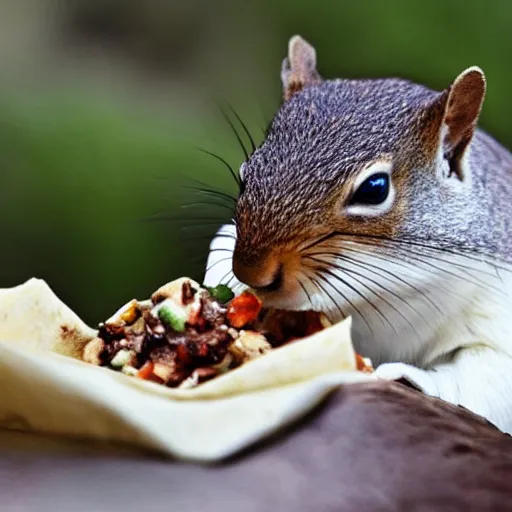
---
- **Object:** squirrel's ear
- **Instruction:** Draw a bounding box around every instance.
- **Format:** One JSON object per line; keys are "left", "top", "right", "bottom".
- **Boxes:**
{"left": 281, "top": 35, "right": 322, "bottom": 101}
{"left": 439, "top": 66, "right": 486, "bottom": 180}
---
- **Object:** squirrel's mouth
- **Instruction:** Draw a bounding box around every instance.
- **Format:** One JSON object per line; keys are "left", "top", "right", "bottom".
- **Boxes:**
{"left": 241, "top": 265, "right": 284, "bottom": 294}
{"left": 231, "top": 251, "right": 321, "bottom": 313}
{"left": 250, "top": 276, "right": 326, "bottom": 314}
{"left": 203, "top": 223, "right": 338, "bottom": 317}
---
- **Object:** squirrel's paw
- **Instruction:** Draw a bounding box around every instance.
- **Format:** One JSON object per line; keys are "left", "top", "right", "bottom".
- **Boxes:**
{"left": 375, "top": 362, "right": 440, "bottom": 397}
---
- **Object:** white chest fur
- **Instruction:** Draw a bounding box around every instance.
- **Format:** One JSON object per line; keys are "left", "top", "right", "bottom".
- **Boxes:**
{"left": 376, "top": 268, "right": 512, "bottom": 433}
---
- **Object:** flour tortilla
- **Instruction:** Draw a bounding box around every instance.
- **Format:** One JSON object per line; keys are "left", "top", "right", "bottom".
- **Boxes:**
{"left": 0, "top": 278, "right": 375, "bottom": 461}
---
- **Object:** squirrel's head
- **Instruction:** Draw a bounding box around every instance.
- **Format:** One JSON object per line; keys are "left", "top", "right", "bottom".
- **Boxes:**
{"left": 207, "top": 35, "right": 490, "bottom": 361}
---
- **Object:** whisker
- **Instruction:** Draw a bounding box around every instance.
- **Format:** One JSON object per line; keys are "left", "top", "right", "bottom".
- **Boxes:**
{"left": 180, "top": 202, "right": 235, "bottom": 213}
{"left": 195, "top": 147, "right": 241, "bottom": 190}
{"left": 304, "top": 249, "right": 443, "bottom": 316}
{"left": 227, "top": 104, "right": 257, "bottom": 153}
{"left": 142, "top": 213, "right": 229, "bottom": 224}
{"left": 313, "top": 268, "right": 374, "bottom": 335}
{"left": 205, "top": 256, "right": 233, "bottom": 273}
{"left": 141, "top": 210, "right": 231, "bottom": 224}
{"left": 311, "top": 232, "right": 504, "bottom": 296}
{"left": 377, "top": 242, "right": 497, "bottom": 279}
{"left": 225, "top": 274, "right": 239, "bottom": 288}
{"left": 178, "top": 221, "right": 235, "bottom": 231}
{"left": 213, "top": 231, "right": 237, "bottom": 241}
{"left": 318, "top": 244, "right": 480, "bottom": 307}
{"left": 218, "top": 103, "right": 249, "bottom": 161}
{"left": 309, "top": 274, "right": 347, "bottom": 321}
{"left": 208, "top": 247, "right": 235, "bottom": 254}
{"left": 182, "top": 186, "right": 237, "bottom": 204}
{"left": 309, "top": 258, "right": 400, "bottom": 337}
{"left": 297, "top": 276, "right": 313, "bottom": 304}
{"left": 218, "top": 267, "right": 235, "bottom": 285}
{"left": 163, "top": 216, "right": 231, "bottom": 223}
{"left": 363, "top": 242, "right": 503, "bottom": 295}
{"left": 179, "top": 233, "right": 237, "bottom": 243}
{"left": 180, "top": 224, "right": 224, "bottom": 232}
{"left": 299, "top": 232, "right": 342, "bottom": 252}
{"left": 340, "top": 232, "right": 512, "bottom": 273}
{"left": 309, "top": 255, "right": 425, "bottom": 336}
{"left": 178, "top": 172, "right": 238, "bottom": 198}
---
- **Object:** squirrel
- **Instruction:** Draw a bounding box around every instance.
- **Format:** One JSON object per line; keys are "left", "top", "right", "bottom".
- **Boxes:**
{"left": 204, "top": 35, "right": 512, "bottom": 432}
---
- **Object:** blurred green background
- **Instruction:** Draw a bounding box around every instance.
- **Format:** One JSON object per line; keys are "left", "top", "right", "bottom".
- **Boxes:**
{"left": 0, "top": 0, "right": 510, "bottom": 324}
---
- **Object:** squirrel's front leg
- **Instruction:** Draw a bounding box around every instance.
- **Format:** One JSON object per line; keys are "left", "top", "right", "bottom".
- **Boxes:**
{"left": 376, "top": 346, "right": 512, "bottom": 433}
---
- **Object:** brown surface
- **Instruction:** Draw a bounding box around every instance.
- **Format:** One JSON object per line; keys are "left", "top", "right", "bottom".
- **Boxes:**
{"left": 1, "top": 381, "right": 512, "bottom": 512}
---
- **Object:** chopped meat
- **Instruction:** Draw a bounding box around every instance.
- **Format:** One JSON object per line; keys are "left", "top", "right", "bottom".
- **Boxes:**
{"left": 200, "top": 296, "right": 226, "bottom": 327}
{"left": 181, "top": 281, "right": 196, "bottom": 305}
{"left": 85, "top": 279, "right": 239, "bottom": 387}
{"left": 255, "top": 309, "right": 330, "bottom": 346}
{"left": 83, "top": 278, "right": 373, "bottom": 390}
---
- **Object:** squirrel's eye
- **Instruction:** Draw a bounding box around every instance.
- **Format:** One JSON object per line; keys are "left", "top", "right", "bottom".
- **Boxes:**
{"left": 350, "top": 173, "right": 390, "bottom": 205}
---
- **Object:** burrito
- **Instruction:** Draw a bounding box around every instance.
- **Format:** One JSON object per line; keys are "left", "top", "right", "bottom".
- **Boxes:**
{"left": 0, "top": 277, "right": 378, "bottom": 460}
{"left": 83, "top": 277, "right": 373, "bottom": 389}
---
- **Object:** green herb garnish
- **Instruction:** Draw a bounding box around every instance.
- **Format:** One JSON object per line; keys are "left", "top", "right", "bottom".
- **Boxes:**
{"left": 206, "top": 284, "right": 235, "bottom": 303}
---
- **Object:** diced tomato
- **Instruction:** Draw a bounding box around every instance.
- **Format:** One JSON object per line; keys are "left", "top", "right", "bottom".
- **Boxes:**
{"left": 226, "top": 291, "right": 263, "bottom": 328}
{"left": 136, "top": 361, "right": 164, "bottom": 383}
{"left": 136, "top": 361, "right": 154, "bottom": 379}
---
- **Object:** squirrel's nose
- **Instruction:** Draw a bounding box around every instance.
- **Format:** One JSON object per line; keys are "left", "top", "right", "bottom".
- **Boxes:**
{"left": 232, "top": 256, "right": 283, "bottom": 292}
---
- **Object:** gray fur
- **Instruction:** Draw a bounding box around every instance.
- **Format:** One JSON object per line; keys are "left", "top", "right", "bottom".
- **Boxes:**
{"left": 404, "top": 127, "right": 512, "bottom": 261}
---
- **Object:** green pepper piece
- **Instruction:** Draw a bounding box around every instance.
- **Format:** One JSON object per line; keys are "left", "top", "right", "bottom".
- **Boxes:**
{"left": 206, "top": 284, "right": 234, "bottom": 303}
{"left": 158, "top": 302, "right": 187, "bottom": 332}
